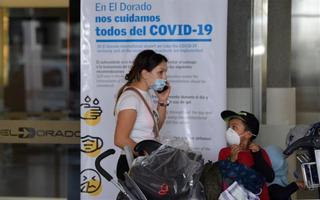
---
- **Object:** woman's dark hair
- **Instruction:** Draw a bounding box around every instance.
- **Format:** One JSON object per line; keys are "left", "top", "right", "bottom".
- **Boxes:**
{"left": 115, "top": 49, "right": 168, "bottom": 107}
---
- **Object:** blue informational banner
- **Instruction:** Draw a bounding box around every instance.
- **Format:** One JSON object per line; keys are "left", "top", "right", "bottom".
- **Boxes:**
{"left": 80, "top": 0, "right": 227, "bottom": 199}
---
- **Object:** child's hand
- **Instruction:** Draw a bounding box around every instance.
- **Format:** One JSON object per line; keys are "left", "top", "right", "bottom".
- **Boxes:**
{"left": 248, "top": 143, "right": 260, "bottom": 153}
{"left": 230, "top": 144, "right": 240, "bottom": 162}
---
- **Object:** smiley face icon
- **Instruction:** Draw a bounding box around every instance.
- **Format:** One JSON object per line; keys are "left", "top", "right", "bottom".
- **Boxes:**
{"left": 80, "top": 169, "right": 101, "bottom": 194}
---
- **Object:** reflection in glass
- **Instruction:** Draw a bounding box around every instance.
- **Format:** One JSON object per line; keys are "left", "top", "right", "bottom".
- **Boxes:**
{"left": 292, "top": 0, "right": 320, "bottom": 123}
{"left": 1, "top": 8, "right": 80, "bottom": 120}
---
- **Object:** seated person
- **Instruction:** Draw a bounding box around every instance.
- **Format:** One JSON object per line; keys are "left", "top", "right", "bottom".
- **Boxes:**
{"left": 218, "top": 110, "right": 275, "bottom": 200}
{"left": 266, "top": 145, "right": 305, "bottom": 200}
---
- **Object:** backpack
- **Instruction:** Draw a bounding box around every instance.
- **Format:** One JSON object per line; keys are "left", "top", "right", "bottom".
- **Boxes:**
{"left": 200, "top": 160, "right": 223, "bottom": 200}
{"left": 218, "top": 160, "right": 265, "bottom": 194}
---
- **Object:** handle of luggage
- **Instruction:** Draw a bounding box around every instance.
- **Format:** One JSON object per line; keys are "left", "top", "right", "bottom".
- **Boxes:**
{"left": 95, "top": 148, "right": 137, "bottom": 199}
{"left": 94, "top": 142, "right": 155, "bottom": 200}
{"left": 95, "top": 149, "right": 115, "bottom": 182}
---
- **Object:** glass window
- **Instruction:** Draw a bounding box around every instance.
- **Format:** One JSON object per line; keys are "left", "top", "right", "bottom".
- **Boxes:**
{"left": 291, "top": 0, "right": 320, "bottom": 124}
{"left": 1, "top": 8, "right": 80, "bottom": 119}
{"left": 0, "top": 2, "right": 80, "bottom": 199}
{"left": 0, "top": 144, "right": 79, "bottom": 199}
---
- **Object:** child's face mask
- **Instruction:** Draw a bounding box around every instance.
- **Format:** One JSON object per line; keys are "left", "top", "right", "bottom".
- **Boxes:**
{"left": 225, "top": 128, "right": 240, "bottom": 145}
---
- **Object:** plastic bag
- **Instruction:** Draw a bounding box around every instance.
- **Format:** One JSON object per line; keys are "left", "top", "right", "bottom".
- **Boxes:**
{"left": 129, "top": 143, "right": 204, "bottom": 200}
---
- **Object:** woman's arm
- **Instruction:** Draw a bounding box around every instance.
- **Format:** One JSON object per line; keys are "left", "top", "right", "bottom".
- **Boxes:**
{"left": 157, "top": 104, "right": 167, "bottom": 129}
{"left": 114, "top": 109, "right": 137, "bottom": 151}
{"left": 156, "top": 83, "right": 170, "bottom": 129}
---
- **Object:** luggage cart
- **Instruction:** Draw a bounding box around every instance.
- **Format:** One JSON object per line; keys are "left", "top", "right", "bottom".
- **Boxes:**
{"left": 284, "top": 122, "right": 320, "bottom": 189}
{"left": 95, "top": 140, "right": 205, "bottom": 200}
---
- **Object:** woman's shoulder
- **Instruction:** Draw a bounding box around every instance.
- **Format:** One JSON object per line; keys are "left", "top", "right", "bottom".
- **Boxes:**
{"left": 120, "top": 87, "right": 152, "bottom": 103}
{"left": 116, "top": 89, "right": 142, "bottom": 111}
{"left": 118, "top": 90, "right": 140, "bottom": 104}
{"left": 121, "top": 88, "right": 138, "bottom": 97}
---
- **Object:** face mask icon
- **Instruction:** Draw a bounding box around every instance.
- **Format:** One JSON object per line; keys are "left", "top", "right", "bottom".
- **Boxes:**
{"left": 81, "top": 135, "right": 103, "bottom": 153}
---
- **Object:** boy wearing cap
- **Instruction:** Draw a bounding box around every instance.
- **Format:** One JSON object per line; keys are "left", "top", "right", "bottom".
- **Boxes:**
{"left": 218, "top": 110, "right": 274, "bottom": 200}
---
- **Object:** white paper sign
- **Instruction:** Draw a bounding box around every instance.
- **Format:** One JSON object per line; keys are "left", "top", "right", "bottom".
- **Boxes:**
{"left": 80, "top": 1, "right": 227, "bottom": 199}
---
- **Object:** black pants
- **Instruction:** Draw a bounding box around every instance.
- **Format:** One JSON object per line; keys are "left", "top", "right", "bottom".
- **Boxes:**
{"left": 268, "top": 183, "right": 298, "bottom": 200}
{"left": 116, "top": 154, "right": 129, "bottom": 181}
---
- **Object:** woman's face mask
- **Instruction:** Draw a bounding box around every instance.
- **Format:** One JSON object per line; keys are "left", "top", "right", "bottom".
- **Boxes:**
{"left": 225, "top": 128, "right": 240, "bottom": 145}
{"left": 150, "top": 79, "right": 167, "bottom": 92}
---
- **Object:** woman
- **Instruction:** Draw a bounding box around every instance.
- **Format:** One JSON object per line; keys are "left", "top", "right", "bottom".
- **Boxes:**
{"left": 114, "top": 49, "right": 170, "bottom": 181}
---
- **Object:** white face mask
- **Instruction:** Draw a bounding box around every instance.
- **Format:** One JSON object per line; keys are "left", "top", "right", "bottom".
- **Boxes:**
{"left": 225, "top": 128, "right": 240, "bottom": 145}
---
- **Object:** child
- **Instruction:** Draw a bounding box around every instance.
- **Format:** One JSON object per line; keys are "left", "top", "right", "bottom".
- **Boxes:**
{"left": 218, "top": 110, "right": 275, "bottom": 200}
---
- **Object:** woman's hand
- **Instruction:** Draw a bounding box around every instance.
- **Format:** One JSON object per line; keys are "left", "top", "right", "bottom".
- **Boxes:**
{"left": 156, "top": 81, "right": 171, "bottom": 102}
